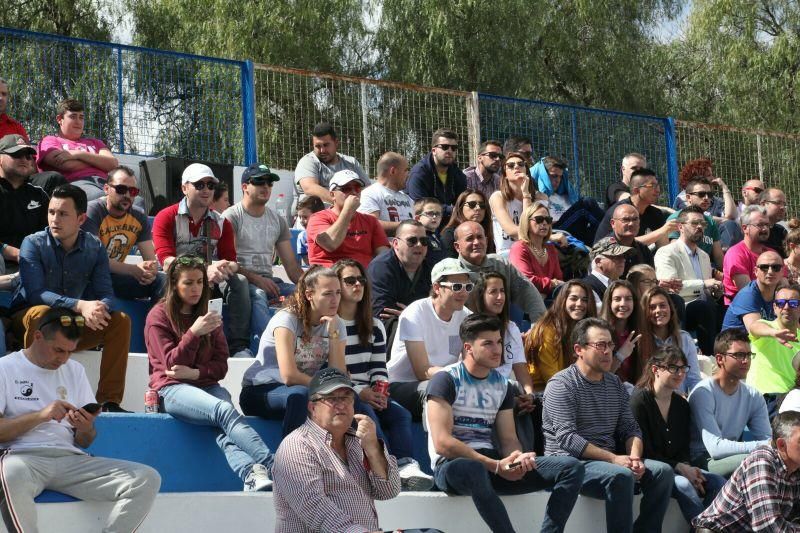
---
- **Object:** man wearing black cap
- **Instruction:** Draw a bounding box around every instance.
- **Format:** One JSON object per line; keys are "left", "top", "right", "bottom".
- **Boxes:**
{"left": 222, "top": 163, "right": 303, "bottom": 344}
{"left": 272, "top": 367, "right": 401, "bottom": 532}
{"left": 0, "top": 134, "right": 64, "bottom": 272}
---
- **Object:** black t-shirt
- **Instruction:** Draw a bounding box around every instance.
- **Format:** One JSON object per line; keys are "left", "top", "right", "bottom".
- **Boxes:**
{"left": 623, "top": 240, "right": 654, "bottom": 277}
{"left": 0, "top": 178, "right": 49, "bottom": 250}
{"left": 594, "top": 198, "right": 666, "bottom": 244}
{"left": 765, "top": 223, "right": 788, "bottom": 258}
{"left": 605, "top": 181, "right": 629, "bottom": 208}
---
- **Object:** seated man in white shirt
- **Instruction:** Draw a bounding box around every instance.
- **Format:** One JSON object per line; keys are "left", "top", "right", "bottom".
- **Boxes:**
{"left": 357, "top": 151, "right": 414, "bottom": 236}
{"left": 387, "top": 258, "right": 472, "bottom": 420}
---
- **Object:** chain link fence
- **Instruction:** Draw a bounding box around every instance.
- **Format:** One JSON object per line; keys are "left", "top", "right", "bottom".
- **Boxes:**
{"left": 676, "top": 120, "right": 800, "bottom": 218}
{"left": 253, "top": 65, "right": 476, "bottom": 175}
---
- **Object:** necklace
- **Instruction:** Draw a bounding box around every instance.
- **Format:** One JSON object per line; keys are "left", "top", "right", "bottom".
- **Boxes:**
{"left": 530, "top": 244, "right": 548, "bottom": 259}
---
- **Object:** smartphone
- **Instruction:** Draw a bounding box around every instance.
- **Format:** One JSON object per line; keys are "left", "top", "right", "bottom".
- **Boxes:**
{"left": 208, "top": 298, "right": 223, "bottom": 315}
{"left": 505, "top": 461, "right": 521, "bottom": 470}
{"left": 82, "top": 402, "right": 102, "bottom": 414}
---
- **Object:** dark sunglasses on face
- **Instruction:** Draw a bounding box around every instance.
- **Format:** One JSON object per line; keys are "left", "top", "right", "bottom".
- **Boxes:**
{"left": 775, "top": 298, "right": 800, "bottom": 309}
{"left": 248, "top": 178, "right": 274, "bottom": 187}
{"left": 757, "top": 264, "right": 782, "bottom": 273}
{"left": 533, "top": 215, "right": 553, "bottom": 225}
{"left": 688, "top": 191, "right": 713, "bottom": 199}
{"left": 403, "top": 236, "right": 430, "bottom": 247}
{"left": 505, "top": 162, "right": 526, "bottom": 170}
{"left": 8, "top": 152, "right": 35, "bottom": 160}
{"left": 341, "top": 275, "right": 367, "bottom": 286}
{"left": 110, "top": 184, "right": 140, "bottom": 197}
{"left": 464, "top": 201, "right": 486, "bottom": 210}
{"left": 438, "top": 281, "right": 474, "bottom": 293}
{"left": 191, "top": 180, "right": 217, "bottom": 191}
{"left": 435, "top": 144, "right": 458, "bottom": 152}
{"left": 480, "top": 151, "right": 503, "bottom": 160}
{"left": 744, "top": 186, "right": 764, "bottom": 194}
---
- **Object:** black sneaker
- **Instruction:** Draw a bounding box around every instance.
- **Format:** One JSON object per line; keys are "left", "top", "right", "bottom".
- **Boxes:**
{"left": 101, "top": 402, "right": 131, "bottom": 413}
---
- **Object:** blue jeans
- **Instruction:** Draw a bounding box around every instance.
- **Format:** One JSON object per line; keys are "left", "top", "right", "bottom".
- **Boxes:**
{"left": 0, "top": 320, "right": 6, "bottom": 356}
{"left": 354, "top": 396, "right": 414, "bottom": 460}
{"left": 434, "top": 451, "right": 584, "bottom": 533}
{"left": 672, "top": 471, "right": 726, "bottom": 523}
{"left": 249, "top": 279, "right": 295, "bottom": 353}
{"left": 111, "top": 271, "right": 167, "bottom": 306}
{"left": 580, "top": 459, "right": 674, "bottom": 533}
{"left": 239, "top": 382, "right": 308, "bottom": 437}
{"left": 159, "top": 383, "right": 274, "bottom": 481}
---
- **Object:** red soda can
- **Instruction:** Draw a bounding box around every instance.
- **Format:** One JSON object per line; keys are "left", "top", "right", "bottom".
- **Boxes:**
{"left": 144, "top": 389, "right": 159, "bottom": 414}
{"left": 372, "top": 380, "right": 389, "bottom": 397}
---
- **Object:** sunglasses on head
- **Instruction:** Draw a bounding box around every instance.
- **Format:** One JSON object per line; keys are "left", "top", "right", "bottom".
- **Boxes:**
{"left": 341, "top": 275, "right": 367, "bottom": 286}
{"left": 191, "top": 180, "right": 217, "bottom": 191}
{"left": 775, "top": 298, "right": 800, "bottom": 309}
{"left": 435, "top": 143, "right": 458, "bottom": 152}
{"left": 533, "top": 215, "right": 553, "bottom": 225}
{"left": 464, "top": 201, "right": 486, "bottom": 210}
{"left": 109, "top": 184, "right": 140, "bottom": 197}
{"left": 403, "top": 236, "right": 429, "bottom": 247}
{"left": 757, "top": 264, "right": 782, "bottom": 273}
{"left": 40, "top": 314, "right": 85, "bottom": 329}
{"left": 175, "top": 255, "right": 206, "bottom": 267}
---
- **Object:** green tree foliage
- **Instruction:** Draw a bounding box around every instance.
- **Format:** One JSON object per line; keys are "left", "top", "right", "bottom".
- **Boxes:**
{"left": 0, "top": 0, "right": 114, "bottom": 40}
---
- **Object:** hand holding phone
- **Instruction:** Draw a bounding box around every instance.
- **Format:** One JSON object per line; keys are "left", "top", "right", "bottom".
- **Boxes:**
{"left": 81, "top": 402, "right": 102, "bottom": 414}
{"left": 208, "top": 298, "right": 223, "bottom": 315}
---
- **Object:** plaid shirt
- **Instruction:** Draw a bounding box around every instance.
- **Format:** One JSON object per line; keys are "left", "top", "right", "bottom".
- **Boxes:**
{"left": 693, "top": 445, "right": 800, "bottom": 532}
{"left": 273, "top": 418, "right": 401, "bottom": 533}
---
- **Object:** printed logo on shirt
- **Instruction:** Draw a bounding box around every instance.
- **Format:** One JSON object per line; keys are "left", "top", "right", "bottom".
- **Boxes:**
{"left": 57, "top": 386, "right": 67, "bottom": 401}
{"left": 14, "top": 380, "right": 37, "bottom": 401}
{"left": 347, "top": 230, "right": 368, "bottom": 237}
{"left": 26, "top": 200, "right": 40, "bottom": 210}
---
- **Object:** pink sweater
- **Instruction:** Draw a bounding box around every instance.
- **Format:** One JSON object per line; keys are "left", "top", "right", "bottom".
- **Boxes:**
{"left": 509, "top": 241, "right": 562, "bottom": 295}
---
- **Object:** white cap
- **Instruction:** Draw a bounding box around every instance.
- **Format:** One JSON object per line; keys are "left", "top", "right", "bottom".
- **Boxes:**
{"left": 328, "top": 169, "right": 364, "bottom": 191}
{"left": 182, "top": 163, "right": 219, "bottom": 184}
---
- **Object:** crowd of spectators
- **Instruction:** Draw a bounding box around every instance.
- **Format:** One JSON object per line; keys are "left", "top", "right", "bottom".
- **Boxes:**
{"left": 2, "top": 92, "right": 800, "bottom": 532}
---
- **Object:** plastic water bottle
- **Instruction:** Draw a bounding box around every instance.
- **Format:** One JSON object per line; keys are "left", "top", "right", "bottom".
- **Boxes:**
{"left": 275, "top": 194, "right": 289, "bottom": 227}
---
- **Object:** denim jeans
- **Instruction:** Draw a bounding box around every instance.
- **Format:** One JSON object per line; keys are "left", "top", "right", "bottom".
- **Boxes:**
{"left": 0, "top": 320, "right": 5, "bottom": 356}
{"left": 354, "top": 396, "right": 414, "bottom": 460}
{"left": 239, "top": 382, "right": 309, "bottom": 437}
{"left": 580, "top": 459, "right": 674, "bottom": 533}
{"left": 160, "top": 383, "right": 274, "bottom": 481}
{"left": 111, "top": 271, "right": 166, "bottom": 306}
{"left": 434, "top": 450, "right": 584, "bottom": 533}
{"left": 672, "top": 471, "right": 726, "bottom": 523}
{"left": 219, "top": 273, "right": 251, "bottom": 353}
{"left": 249, "top": 278, "right": 295, "bottom": 353}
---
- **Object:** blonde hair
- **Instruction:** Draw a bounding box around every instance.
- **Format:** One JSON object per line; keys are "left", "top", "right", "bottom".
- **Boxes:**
{"left": 518, "top": 202, "right": 551, "bottom": 245}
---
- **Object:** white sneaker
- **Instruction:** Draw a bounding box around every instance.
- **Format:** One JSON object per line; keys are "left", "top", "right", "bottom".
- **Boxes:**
{"left": 398, "top": 459, "right": 433, "bottom": 491}
{"left": 232, "top": 348, "right": 254, "bottom": 358}
{"left": 243, "top": 464, "right": 272, "bottom": 492}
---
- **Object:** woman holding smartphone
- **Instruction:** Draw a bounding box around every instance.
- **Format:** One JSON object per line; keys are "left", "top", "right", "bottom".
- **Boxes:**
{"left": 239, "top": 265, "right": 347, "bottom": 436}
{"left": 334, "top": 259, "right": 433, "bottom": 490}
{"left": 145, "top": 254, "right": 274, "bottom": 491}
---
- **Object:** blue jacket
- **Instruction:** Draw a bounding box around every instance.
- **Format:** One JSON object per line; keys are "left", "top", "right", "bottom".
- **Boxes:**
{"left": 12, "top": 228, "right": 114, "bottom": 311}
{"left": 406, "top": 153, "right": 466, "bottom": 221}
{"left": 531, "top": 157, "right": 580, "bottom": 204}
{"left": 367, "top": 249, "right": 433, "bottom": 318}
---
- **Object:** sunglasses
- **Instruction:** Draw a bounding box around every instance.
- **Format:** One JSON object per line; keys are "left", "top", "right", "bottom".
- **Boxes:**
{"left": 109, "top": 184, "right": 140, "bottom": 197}
{"left": 757, "top": 264, "right": 782, "bottom": 273}
{"left": 341, "top": 275, "right": 367, "bottom": 286}
{"left": 402, "top": 236, "right": 429, "bottom": 247}
{"left": 688, "top": 191, "right": 712, "bottom": 198}
{"left": 505, "top": 162, "right": 526, "bottom": 170}
{"left": 464, "top": 201, "right": 486, "bottom": 210}
{"left": 8, "top": 152, "right": 35, "bottom": 160}
{"left": 744, "top": 186, "right": 764, "bottom": 194}
{"left": 175, "top": 255, "right": 206, "bottom": 267}
{"left": 435, "top": 144, "right": 458, "bottom": 152}
{"left": 438, "top": 281, "right": 474, "bottom": 293}
{"left": 248, "top": 177, "right": 274, "bottom": 187}
{"left": 533, "top": 215, "right": 553, "bottom": 225}
{"left": 191, "top": 180, "right": 217, "bottom": 191}
{"left": 480, "top": 151, "right": 503, "bottom": 160}
{"left": 40, "top": 314, "right": 85, "bottom": 329}
{"left": 775, "top": 299, "right": 800, "bottom": 309}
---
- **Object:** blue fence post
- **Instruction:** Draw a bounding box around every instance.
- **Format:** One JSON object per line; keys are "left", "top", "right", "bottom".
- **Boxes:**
{"left": 241, "top": 60, "right": 257, "bottom": 166}
{"left": 665, "top": 117, "right": 679, "bottom": 204}
{"left": 569, "top": 108, "right": 580, "bottom": 186}
{"left": 116, "top": 47, "right": 125, "bottom": 153}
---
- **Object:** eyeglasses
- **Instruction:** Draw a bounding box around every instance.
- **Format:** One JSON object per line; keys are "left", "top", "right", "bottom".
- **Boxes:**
{"left": 8, "top": 152, "right": 35, "bottom": 160}
{"left": 613, "top": 216, "right": 640, "bottom": 224}
{"left": 764, "top": 200, "right": 787, "bottom": 207}
{"left": 435, "top": 144, "right": 458, "bottom": 152}
{"left": 175, "top": 255, "right": 206, "bottom": 267}
{"left": 39, "top": 314, "right": 85, "bottom": 329}
{"left": 687, "top": 191, "right": 713, "bottom": 199}
{"left": 757, "top": 264, "right": 782, "bottom": 273}
{"left": 464, "top": 201, "right": 486, "bottom": 210}
{"left": 402, "top": 236, "right": 429, "bottom": 247}
{"left": 743, "top": 186, "right": 764, "bottom": 194}
{"left": 420, "top": 211, "right": 442, "bottom": 219}
{"left": 312, "top": 394, "right": 355, "bottom": 406}
{"left": 657, "top": 364, "right": 690, "bottom": 375}
{"left": 505, "top": 162, "right": 526, "bottom": 170}
{"left": 747, "top": 223, "right": 770, "bottom": 229}
{"left": 341, "top": 275, "right": 367, "bottom": 286}
{"left": 191, "top": 180, "right": 217, "bottom": 191}
{"left": 533, "top": 215, "right": 553, "bottom": 225}
{"left": 683, "top": 220, "right": 708, "bottom": 228}
{"left": 775, "top": 299, "right": 800, "bottom": 309}
{"left": 480, "top": 151, "right": 503, "bottom": 160}
{"left": 720, "top": 351, "right": 756, "bottom": 362}
{"left": 109, "top": 184, "right": 140, "bottom": 197}
{"left": 584, "top": 341, "right": 615, "bottom": 352}
{"left": 438, "top": 281, "right": 474, "bottom": 293}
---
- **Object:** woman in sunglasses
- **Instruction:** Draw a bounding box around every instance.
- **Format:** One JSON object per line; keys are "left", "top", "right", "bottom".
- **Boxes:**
{"left": 333, "top": 259, "right": 433, "bottom": 490}
{"left": 440, "top": 189, "right": 495, "bottom": 258}
{"left": 144, "top": 254, "right": 275, "bottom": 491}
{"left": 637, "top": 287, "right": 702, "bottom": 394}
{"left": 631, "top": 345, "right": 726, "bottom": 524}
{"left": 599, "top": 280, "right": 643, "bottom": 385}
{"left": 239, "top": 265, "right": 347, "bottom": 436}
{"left": 509, "top": 202, "right": 563, "bottom": 296}
{"left": 488, "top": 151, "right": 535, "bottom": 255}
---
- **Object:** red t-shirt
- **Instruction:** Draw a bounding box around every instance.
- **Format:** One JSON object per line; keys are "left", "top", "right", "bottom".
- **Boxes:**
{"left": 0, "top": 114, "right": 28, "bottom": 142}
{"left": 306, "top": 209, "right": 389, "bottom": 268}
{"left": 151, "top": 202, "right": 237, "bottom": 265}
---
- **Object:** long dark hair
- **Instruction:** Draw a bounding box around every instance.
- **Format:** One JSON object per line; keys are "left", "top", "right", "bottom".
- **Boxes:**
{"left": 467, "top": 271, "right": 509, "bottom": 332}
{"left": 285, "top": 265, "right": 340, "bottom": 341}
{"left": 600, "top": 280, "right": 639, "bottom": 334}
{"left": 637, "top": 286, "right": 683, "bottom": 383}
{"left": 636, "top": 345, "right": 687, "bottom": 392}
{"left": 333, "top": 259, "right": 373, "bottom": 346}
{"left": 163, "top": 254, "right": 211, "bottom": 348}
{"left": 499, "top": 151, "right": 535, "bottom": 201}
{"left": 444, "top": 188, "right": 495, "bottom": 254}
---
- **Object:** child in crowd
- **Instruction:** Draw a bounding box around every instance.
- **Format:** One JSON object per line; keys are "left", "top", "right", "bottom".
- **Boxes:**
{"left": 144, "top": 254, "right": 275, "bottom": 491}
{"left": 295, "top": 195, "right": 324, "bottom": 266}
{"left": 414, "top": 197, "right": 447, "bottom": 264}
{"left": 210, "top": 181, "right": 230, "bottom": 213}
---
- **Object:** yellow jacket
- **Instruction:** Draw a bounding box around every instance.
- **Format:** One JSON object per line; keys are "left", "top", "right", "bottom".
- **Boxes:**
{"left": 528, "top": 326, "right": 568, "bottom": 391}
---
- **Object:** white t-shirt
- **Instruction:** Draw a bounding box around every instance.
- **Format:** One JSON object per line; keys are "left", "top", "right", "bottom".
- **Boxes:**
{"left": 293, "top": 152, "right": 368, "bottom": 199}
{"left": 388, "top": 298, "right": 472, "bottom": 383}
{"left": 490, "top": 192, "right": 522, "bottom": 253}
{"left": 243, "top": 310, "right": 348, "bottom": 387}
{"left": 546, "top": 193, "right": 572, "bottom": 223}
{"left": 0, "top": 350, "right": 96, "bottom": 453}
{"left": 497, "top": 321, "right": 524, "bottom": 378}
{"left": 222, "top": 203, "right": 290, "bottom": 277}
{"left": 357, "top": 183, "right": 414, "bottom": 223}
